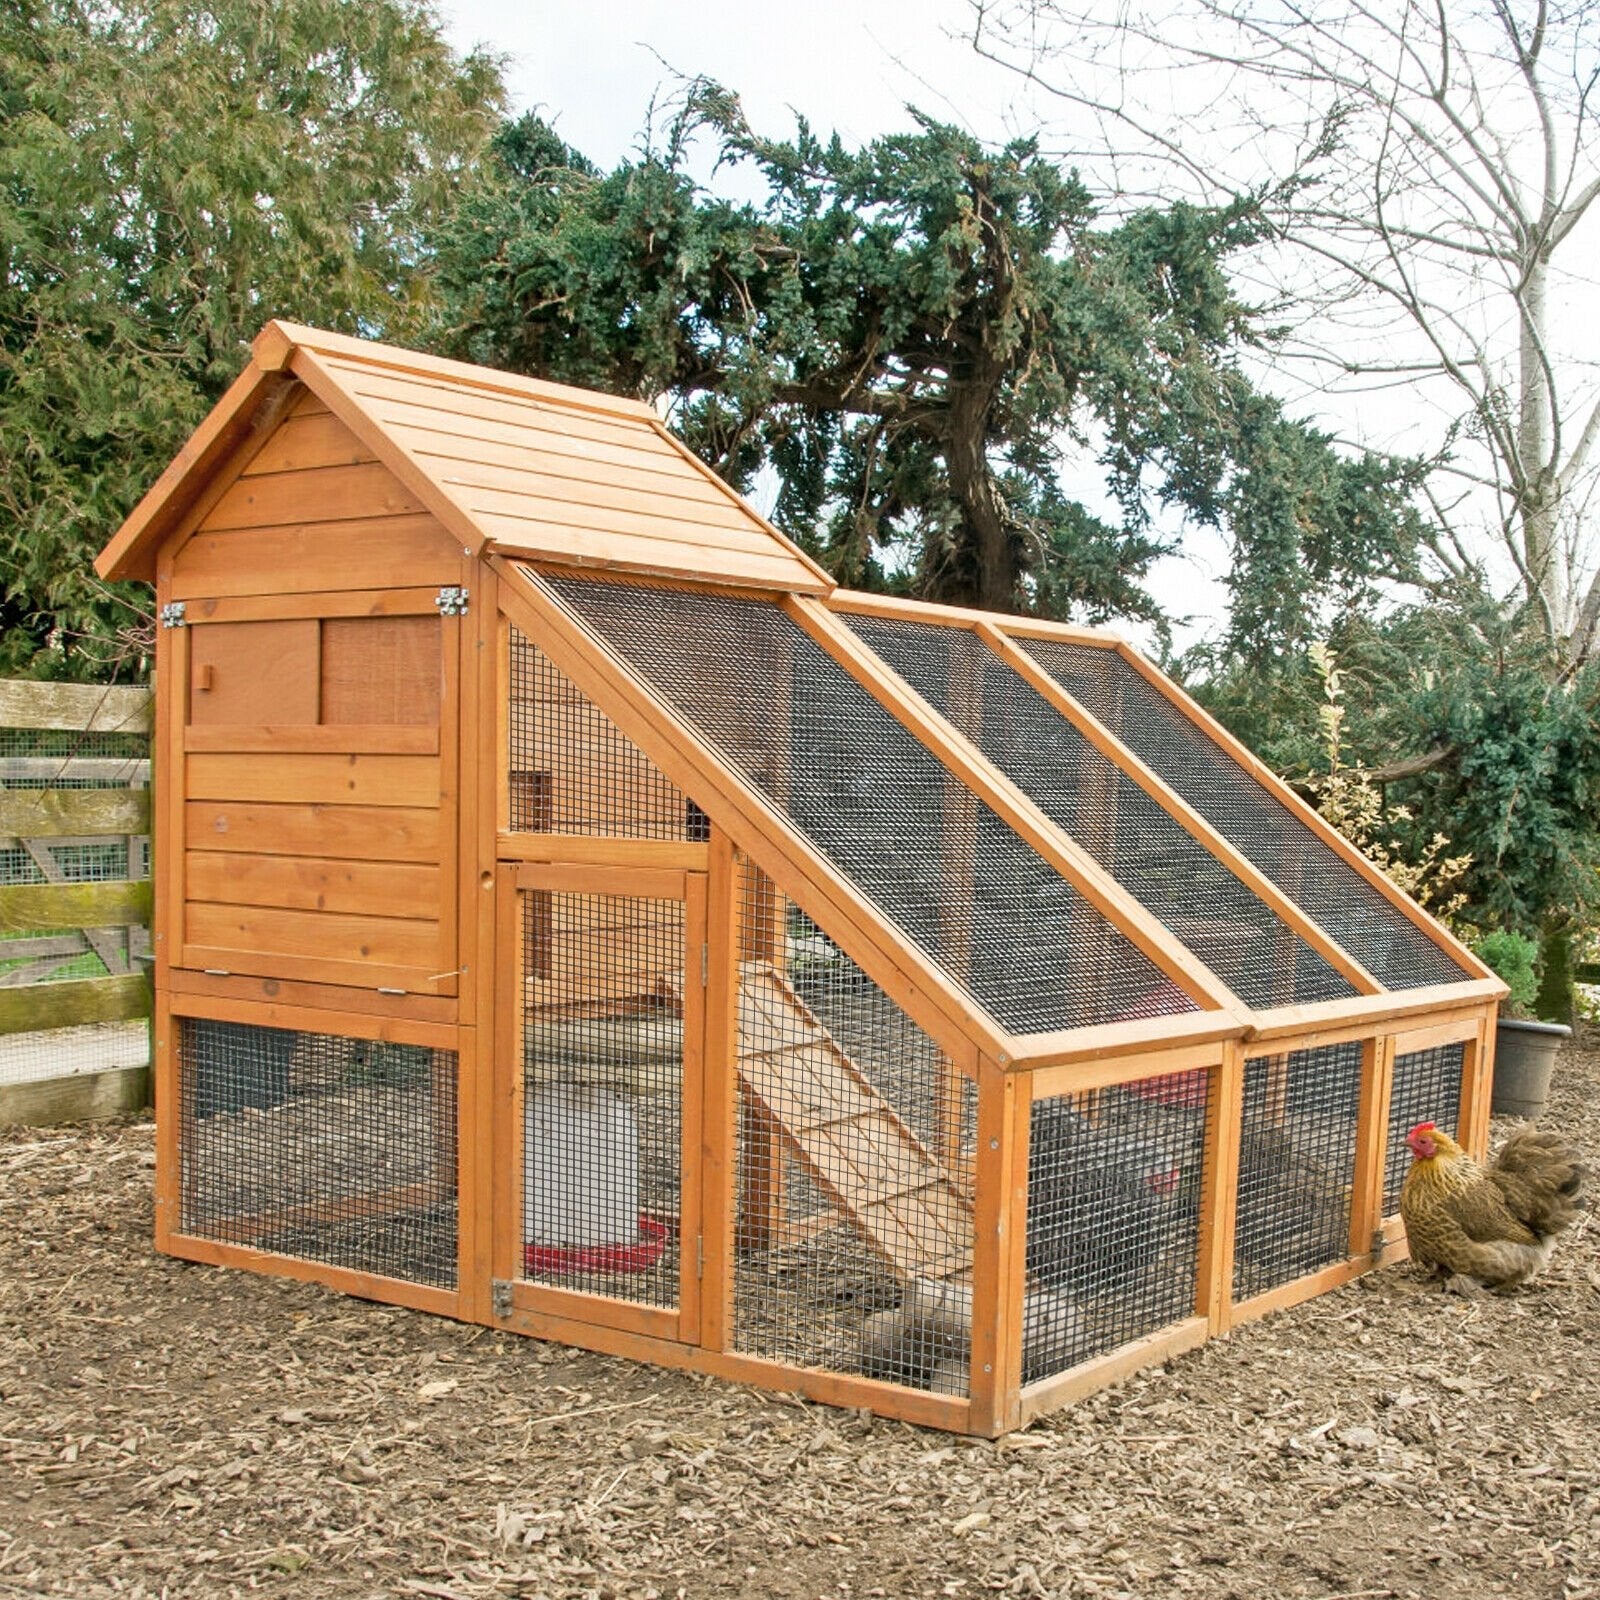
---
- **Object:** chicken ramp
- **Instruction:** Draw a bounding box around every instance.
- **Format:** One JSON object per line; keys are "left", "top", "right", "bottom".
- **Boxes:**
{"left": 735, "top": 961, "right": 973, "bottom": 1281}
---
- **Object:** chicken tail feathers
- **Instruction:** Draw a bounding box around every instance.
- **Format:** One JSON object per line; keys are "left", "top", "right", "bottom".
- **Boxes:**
{"left": 1490, "top": 1127, "right": 1587, "bottom": 1239}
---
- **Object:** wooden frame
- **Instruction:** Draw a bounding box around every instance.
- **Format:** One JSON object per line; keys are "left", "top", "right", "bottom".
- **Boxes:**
{"left": 100, "top": 320, "right": 1512, "bottom": 1441}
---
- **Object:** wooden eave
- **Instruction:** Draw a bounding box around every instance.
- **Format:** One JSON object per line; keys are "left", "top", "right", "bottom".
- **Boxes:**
{"left": 98, "top": 320, "right": 836, "bottom": 597}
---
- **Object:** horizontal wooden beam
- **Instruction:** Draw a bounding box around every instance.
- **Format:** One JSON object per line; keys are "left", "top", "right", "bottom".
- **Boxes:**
{"left": 1005, "top": 1009, "right": 1246, "bottom": 1070}
{"left": 496, "top": 834, "right": 711, "bottom": 871}
{"left": 0, "top": 786, "right": 150, "bottom": 839}
{"left": 1246, "top": 981, "right": 1503, "bottom": 1045}
{"left": 0, "top": 679, "right": 151, "bottom": 734}
{"left": 0, "top": 973, "right": 150, "bottom": 1036}
{"left": 1025, "top": 1039, "right": 1228, "bottom": 1101}
{"left": 0, "top": 1064, "right": 150, "bottom": 1129}
{"left": 824, "top": 588, "right": 1120, "bottom": 646}
{"left": 0, "top": 878, "right": 151, "bottom": 935}
{"left": 1017, "top": 1317, "right": 1210, "bottom": 1427}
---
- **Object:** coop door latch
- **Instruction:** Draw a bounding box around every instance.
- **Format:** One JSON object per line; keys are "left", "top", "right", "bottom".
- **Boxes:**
{"left": 434, "top": 585, "right": 470, "bottom": 616}
{"left": 491, "top": 1279, "right": 513, "bottom": 1319}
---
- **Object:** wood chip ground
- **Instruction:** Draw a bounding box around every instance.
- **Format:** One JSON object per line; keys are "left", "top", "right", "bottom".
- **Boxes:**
{"left": 3, "top": 1048, "right": 1598, "bottom": 1600}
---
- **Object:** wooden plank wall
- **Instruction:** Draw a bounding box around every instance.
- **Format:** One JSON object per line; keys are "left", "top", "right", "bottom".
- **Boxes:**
{"left": 167, "top": 396, "right": 464, "bottom": 997}
{"left": 0, "top": 679, "right": 153, "bottom": 1127}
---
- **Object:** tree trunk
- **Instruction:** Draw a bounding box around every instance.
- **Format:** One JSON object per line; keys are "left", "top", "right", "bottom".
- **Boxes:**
{"left": 1517, "top": 254, "right": 1565, "bottom": 632}
{"left": 937, "top": 384, "right": 1017, "bottom": 611}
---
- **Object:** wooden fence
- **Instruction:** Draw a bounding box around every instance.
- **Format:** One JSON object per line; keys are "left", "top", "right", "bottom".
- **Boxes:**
{"left": 0, "top": 678, "right": 153, "bottom": 1125}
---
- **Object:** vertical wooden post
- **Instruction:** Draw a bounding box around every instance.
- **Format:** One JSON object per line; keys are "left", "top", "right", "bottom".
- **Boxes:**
{"left": 1457, "top": 1007, "right": 1497, "bottom": 1161}
{"left": 455, "top": 578, "right": 500, "bottom": 1325}
{"left": 1196, "top": 1039, "right": 1245, "bottom": 1334}
{"left": 699, "top": 830, "right": 741, "bottom": 1352}
{"left": 490, "top": 863, "right": 525, "bottom": 1305}
{"left": 1348, "top": 1035, "right": 1395, "bottom": 1257}
{"left": 968, "top": 1056, "right": 1027, "bottom": 1438}
{"left": 152, "top": 987, "right": 181, "bottom": 1253}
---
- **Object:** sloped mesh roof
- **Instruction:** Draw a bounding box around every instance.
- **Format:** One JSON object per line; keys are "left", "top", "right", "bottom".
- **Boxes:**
{"left": 843, "top": 614, "right": 1357, "bottom": 1010}
{"left": 1019, "top": 638, "right": 1472, "bottom": 990}
{"left": 539, "top": 573, "right": 1200, "bottom": 1036}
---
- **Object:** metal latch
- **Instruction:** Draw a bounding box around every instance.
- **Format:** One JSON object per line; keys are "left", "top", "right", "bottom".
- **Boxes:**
{"left": 1371, "top": 1228, "right": 1389, "bottom": 1263}
{"left": 492, "top": 1279, "right": 513, "bottom": 1319}
{"left": 435, "top": 585, "right": 470, "bottom": 616}
{"left": 160, "top": 601, "right": 186, "bottom": 628}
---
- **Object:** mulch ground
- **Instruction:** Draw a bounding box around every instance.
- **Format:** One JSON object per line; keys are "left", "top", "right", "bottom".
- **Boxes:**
{"left": 2, "top": 1048, "right": 1597, "bottom": 1600}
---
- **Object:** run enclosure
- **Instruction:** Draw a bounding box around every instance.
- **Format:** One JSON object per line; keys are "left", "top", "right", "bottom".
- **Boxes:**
{"left": 96, "top": 323, "right": 1502, "bottom": 1436}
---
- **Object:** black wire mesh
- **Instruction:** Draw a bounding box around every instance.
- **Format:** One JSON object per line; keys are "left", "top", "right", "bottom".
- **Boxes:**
{"left": 507, "top": 627, "right": 692, "bottom": 837}
{"left": 846, "top": 615, "right": 1355, "bottom": 1011}
{"left": 1383, "top": 1042, "right": 1464, "bottom": 1216}
{"left": 540, "top": 574, "right": 1198, "bottom": 1037}
{"left": 519, "top": 890, "right": 685, "bottom": 1308}
{"left": 178, "top": 1018, "right": 458, "bottom": 1288}
{"left": 1019, "top": 638, "right": 1472, "bottom": 991}
{"left": 731, "top": 860, "right": 976, "bottom": 1396}
{"left": 1022, "top": 1076, "right": 1210, "bottom": 1382}
{"left": 1233, "top": 1044, "right": 1360, "bottom": 1300}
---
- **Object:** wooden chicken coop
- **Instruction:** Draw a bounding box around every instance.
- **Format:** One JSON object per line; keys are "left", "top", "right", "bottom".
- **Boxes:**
{"left": 96, "top": 321, "right": 1505, "bottom": 1436}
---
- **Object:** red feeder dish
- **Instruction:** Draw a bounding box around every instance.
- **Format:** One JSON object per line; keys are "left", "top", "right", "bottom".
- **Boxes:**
{"left": 524, "top": 1215, "right": 669, "bottom": 1276}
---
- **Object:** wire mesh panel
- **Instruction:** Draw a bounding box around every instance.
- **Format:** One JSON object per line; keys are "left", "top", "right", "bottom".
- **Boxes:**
{"left": 1233, "top": 1044, "right": 1361, "bottom": 1300}
{"left": 1020, "top": 638, "right": 1472, "bottom": 991}
{"left": 177, "top": 1018, "right": 458, "bottom": 1288}
{"left": 731, "top": 861, "right": 975, "bottom": 1397}
{"left": 540, "top": 573, "right": 1198, "bottom": 1037}
{"left": 1383, "top": 1041, "right": 1465, "bottom": 1216}
{"left": 519, "top": 890, "right": 685, "bottom": 1310}
{"left": 1023, "top": 1074, "right": 1210, "bottom": 1383}
{"left": 507, "top": 628, "right": 693, "bottom": 838}
{"left": 846, "top": 615, "right": 1355, "bottom": 1011}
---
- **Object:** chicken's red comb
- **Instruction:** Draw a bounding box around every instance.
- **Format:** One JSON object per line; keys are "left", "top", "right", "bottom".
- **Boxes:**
{"left": 1407, "top": 1121, "right": 1437, "bottom": 1136}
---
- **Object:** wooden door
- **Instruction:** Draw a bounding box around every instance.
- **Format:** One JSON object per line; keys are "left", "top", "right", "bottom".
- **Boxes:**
{"left": 494, "top": 862, "right": 707, "bottom": 1342}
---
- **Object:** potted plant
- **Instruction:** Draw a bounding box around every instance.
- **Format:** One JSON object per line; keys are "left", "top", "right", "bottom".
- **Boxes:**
{"left": 1477, "top": 930, "right": 1571, "bottom": 1118}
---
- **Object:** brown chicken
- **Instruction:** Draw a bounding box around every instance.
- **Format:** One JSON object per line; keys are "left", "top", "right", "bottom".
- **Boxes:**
{"left": 1400, "top": 1121, "right": 1586, "bottom": 1293}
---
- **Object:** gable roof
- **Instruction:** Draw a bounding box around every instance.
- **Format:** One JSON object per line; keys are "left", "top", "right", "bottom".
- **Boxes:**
{"left": 96, "top": 321, "right": 834, "bottom": 594}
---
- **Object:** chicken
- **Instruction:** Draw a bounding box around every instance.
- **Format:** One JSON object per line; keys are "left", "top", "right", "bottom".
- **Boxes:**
{"left": 1400, "top": 1121, "right": 1586, "bottom": 1294}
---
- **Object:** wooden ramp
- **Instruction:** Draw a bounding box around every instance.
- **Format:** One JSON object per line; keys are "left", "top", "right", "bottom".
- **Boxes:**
{"left": 735, "top": 962, "right": 973, "bottom": 1281}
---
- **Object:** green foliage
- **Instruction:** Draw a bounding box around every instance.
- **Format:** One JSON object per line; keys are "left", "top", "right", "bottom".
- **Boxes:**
{"left": 1193, "top": 597, "right": 1600, "bottom": 937}
{"left": 0, "top": 0, "right": 503, "bottom": 677}
{"left": 1474, "top": 929, "right": 1539, "bottom": 1017}
{"left": 432, "top": 94, "right": 1424, "bottom": 623}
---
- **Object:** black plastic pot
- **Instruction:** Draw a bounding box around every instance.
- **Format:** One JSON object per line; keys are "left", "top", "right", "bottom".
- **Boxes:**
{"left": 1491, "top": 1016, "right": 1571, "bottom": 1118}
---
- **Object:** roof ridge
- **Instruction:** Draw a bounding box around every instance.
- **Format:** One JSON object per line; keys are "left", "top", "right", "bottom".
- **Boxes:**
{"left": 253, "top": 320, "right": 659, "bottom": 422}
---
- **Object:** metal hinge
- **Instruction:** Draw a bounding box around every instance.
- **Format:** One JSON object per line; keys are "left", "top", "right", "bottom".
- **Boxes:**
{"left": 435, "top": 585, "right": 470, "bottom": 616}
{"left": 491, "top": 1279, "right": 513, "bottom": 1319}
{"left": 696, "top": 1235, "right": 704, "bottom": 1280}
{"left": 160, "top": 601, "right": 186, "bottom": 628}
{"left": 1370, "top": 1228, "right": 1389, "bottom": 1263}
{"left": 701, "top": 942, "right": 709, "bottom": 987}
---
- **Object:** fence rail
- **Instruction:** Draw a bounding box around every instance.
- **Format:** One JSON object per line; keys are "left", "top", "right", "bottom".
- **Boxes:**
{"left": 0, "top": 677, "right": 153, "bottom": 1126}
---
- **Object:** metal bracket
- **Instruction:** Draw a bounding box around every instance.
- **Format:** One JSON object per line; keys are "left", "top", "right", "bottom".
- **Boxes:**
{"left": 160, "top": 601, "right": 187, "bottom": 628}
{"left": 1370, "top": 1228, "right": 1390, "bottom": 1263}
{"left": 435, "top": 585, "right": 470, "bottom": 617}
{"left": 491, "top": 1279, "right": 513, "bottom": 1319}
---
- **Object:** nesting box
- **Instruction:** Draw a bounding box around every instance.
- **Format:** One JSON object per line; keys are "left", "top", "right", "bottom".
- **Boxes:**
{"left": 96, "top": 322, "right": 1503, "bottom": 1435}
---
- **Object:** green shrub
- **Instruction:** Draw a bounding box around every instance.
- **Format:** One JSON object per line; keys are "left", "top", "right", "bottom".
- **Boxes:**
{"left": 1475, "top": 929, "right": 1540, "bottom": 1015}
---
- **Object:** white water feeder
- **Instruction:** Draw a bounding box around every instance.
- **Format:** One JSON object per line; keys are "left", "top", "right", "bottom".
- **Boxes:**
{"left": 525, "top": 1080, "right": 641, "bottom": 1250}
